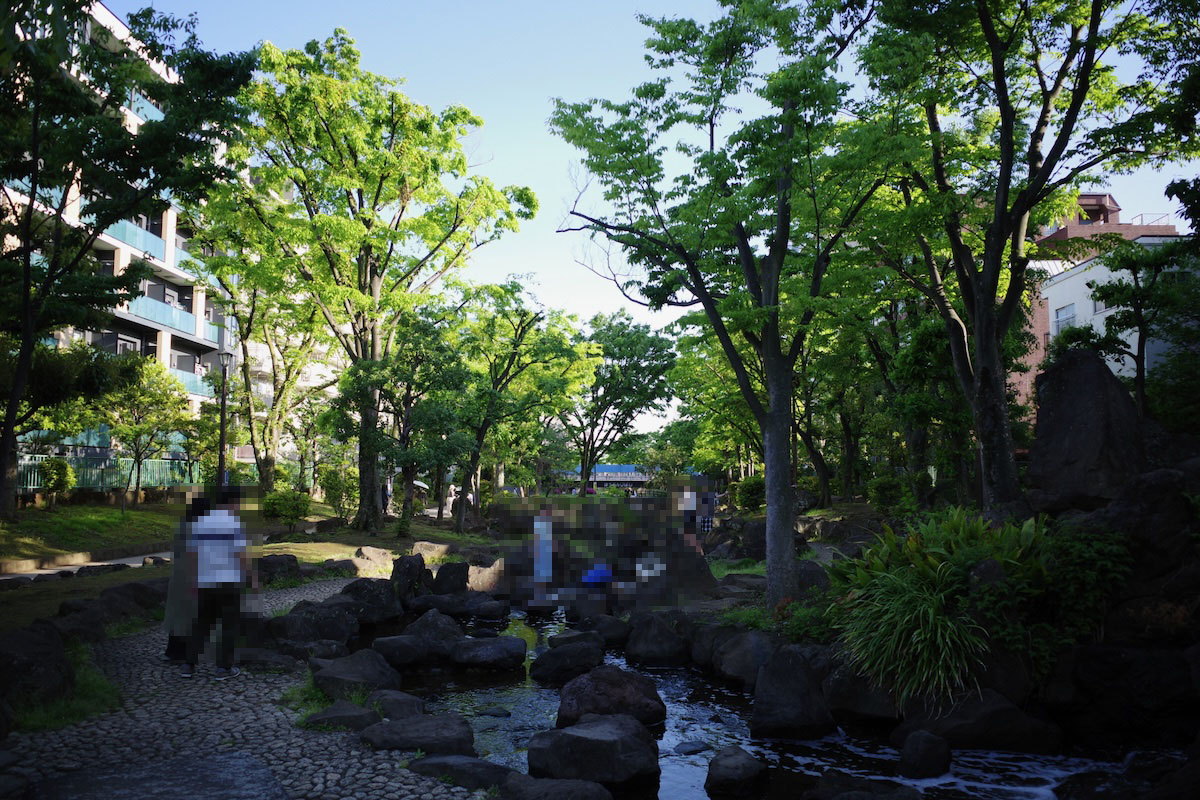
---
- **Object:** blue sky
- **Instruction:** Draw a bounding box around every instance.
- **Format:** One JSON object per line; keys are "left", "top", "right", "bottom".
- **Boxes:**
{"left": 106, "top": 0, "right": 1195, "bottom": 332}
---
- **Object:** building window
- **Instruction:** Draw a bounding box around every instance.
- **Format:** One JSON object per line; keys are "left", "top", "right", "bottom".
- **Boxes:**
{"left": 116, "top": 335, "right": 140, "bottom": 355}
{"left": 1053, "top": 304, "right": 1076, "bottom": 335}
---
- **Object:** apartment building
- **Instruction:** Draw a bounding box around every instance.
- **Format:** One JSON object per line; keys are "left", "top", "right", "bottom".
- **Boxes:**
{"left": 6, "top": 2, "right": 232, "bottom": 458}
{"left": 1013, "top": 193, "right": 1183, "bottom": 406}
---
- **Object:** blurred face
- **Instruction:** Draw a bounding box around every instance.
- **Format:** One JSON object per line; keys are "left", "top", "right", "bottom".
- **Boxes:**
{"left": 676, "top": 489, "right": 697, "bottom": 512}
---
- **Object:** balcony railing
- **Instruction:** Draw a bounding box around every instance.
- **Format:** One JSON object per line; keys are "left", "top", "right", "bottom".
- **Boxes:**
{"left": 128, "top": 294, "right": 196, "bottom": 334}
{"left": 204, "top": 321, "right": 220, "bottom": 342}
{"left": 170, "top": 368, "right": 214, "bottom": 397}
{"left": 105, "top": 219, "right": 166, "bottom": 261}
{"left": 129, "top": 90, "right": 165, "bottom": 122}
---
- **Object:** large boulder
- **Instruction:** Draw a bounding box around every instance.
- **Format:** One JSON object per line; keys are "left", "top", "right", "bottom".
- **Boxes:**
{"left": 407, "top": 755, "right": 515, "bottom": 791}
{"left": 403, "top": 608, "right": 465, "bottom": 658}
{"left": 0, "top": 621, "right": 74, "bottom": 706}
{"left": 898, "top": 730, "right": 951, "bottom": 778}
{"left": 499, "top": 773, "right": 613, "bottom": 800}
{"left": 527, "top": 713, "right": 659, "bottom": 787}
{"left": 407, "top": 593, "right": 471, "bottom": 617}
{"left": 794, "top": 559, "right": 831, "bottom": 598}
{"left": 468, "top": 559, "right": 505, "bottom": 594}
{"left": 412, "top": 540, "right": 456, "bottom": 561}
{"left": 99, "top": 580, "right": 165, "bottom": 611}
{"left": 704, "top": 745, "right": 768, "bottom": 797}
{"left": 366, "top": 689, "right": 425, "bottom": 719}
{"left": 311, "top": 649, "right": 403, "bottom": 700}
{"left": 354, "top": 546, "right": 395, "bottom": 570}
{"left": 337, "top": 578, "right": 403, "bottom": 623}
{"left": 575, "top": 615, "right": 630, "bottom": 647}
{"left": 625, "top": 612, "right": 689, "bottom": 666}
{"left": 712, "top": 630, "right": 776, "bottom": 691}
{"left": 892, "top": 689, "right": 1061, "bottom": 754}
{"left": 530, "top": 641, "right": 605, "bottom": 686}
{"left": 432, "top": 561, "right": 470, "bottom": 595}
{"left": 1028, "top": 349, "right": 1146, "bottom": 507}
{"left": 371, "top": 635, "right": 430, "bottom": 670}
{"left": 557, "top": 665, "right": 667, "bottom": 728}
{"left": 549, "top": 630, "right": 605, "bottom": 650}
{"left": 360, "top": 714, "right": 475, "bottom": 755}
{"left": 822, "top": 661, "right": 900, "bottom": 725}
{"left": 450, "top": 636, "right": 527, "bottom": 671}
{"left": 390, "top": 554, "right": 426, "bottom": 603}
{"left": 690, "top": 624, "right": 741, "bottom": 670}
{"left": 258, "top": 553, "right": 301, "bottom": 585}
{"left": 268, "top": 602, "right": 358, "bottom": 645}
{"left": 750, "top": 644, "right": 835, "bottom": 738}
{"left": 302, "top": 699, "right": 380, "bottom": 731}
{"left": 1053, "top": 645, "right": 1200, "bottom": 747}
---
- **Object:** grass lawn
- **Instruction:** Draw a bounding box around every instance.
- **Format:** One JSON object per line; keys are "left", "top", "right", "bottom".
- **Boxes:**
{"left": 0, "top": 563, "right": 171, "bottom": 633}
{"left": 801, "top": 502, "right": 877, "bottom": 520}
{"left": 0, "top": 504, "right": 181, "bottom": 561}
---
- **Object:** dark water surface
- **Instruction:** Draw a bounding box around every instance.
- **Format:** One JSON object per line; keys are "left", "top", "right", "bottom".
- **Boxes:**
{"left": 418, "top": 611, "right": 1150, "bottom": 799}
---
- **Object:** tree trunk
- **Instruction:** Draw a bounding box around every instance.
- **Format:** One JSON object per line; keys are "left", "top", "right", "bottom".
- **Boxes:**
{"left": 455, "top": 450, "right": 482, "bottom": 533}
{"left": 0, "top": 329, "right": 36, "bottom": 521}
{"left": 353, "top": 396, "right": 382, "bottom": 532}
{"left": 435, "top": 462, "right": 445, "bottom": 522}
{"left": 762, "top": 367, "right": 796, "bottom": 610}
{"left": 258, "top": 452, "right": 277, "bottom": 494}
{"left": 839, "top": 412, "right": 855, "bottom": 500}
{"left": 0, "top": 443, "right": 18, "bottom": 521}
{"left": 971, "top": 329, "right": 1023, "bottom": 507}
{"left": 134, "top": 460, "right": 143, "bottom": 507}
{"left": 400, "top": 463, "right": 417, "bottom": 527}
{"left": 495, "top": 461, "right": 505, "bottom": 493}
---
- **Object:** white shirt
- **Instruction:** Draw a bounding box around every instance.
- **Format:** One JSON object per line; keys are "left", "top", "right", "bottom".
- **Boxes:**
{"left": 188, "top": 508, "right": 248, "bottom": 588}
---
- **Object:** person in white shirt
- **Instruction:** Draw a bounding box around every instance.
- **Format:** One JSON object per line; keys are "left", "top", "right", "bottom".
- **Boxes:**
{"left": 183, "top": 486, "right": 254, "bottom": 679}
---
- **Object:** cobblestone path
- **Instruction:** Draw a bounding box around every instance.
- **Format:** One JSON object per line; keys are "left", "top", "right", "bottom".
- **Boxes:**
{"left": 5, "top": 579, "right": 485, "bottom": 800}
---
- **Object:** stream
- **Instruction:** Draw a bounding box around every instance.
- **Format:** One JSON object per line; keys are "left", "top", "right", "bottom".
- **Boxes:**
{"left": 404, "top": 610, "right": 1153, "bottom": 799}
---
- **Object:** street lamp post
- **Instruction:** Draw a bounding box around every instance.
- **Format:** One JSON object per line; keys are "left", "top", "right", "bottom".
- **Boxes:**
{"left": 216, "top": 350, "right": 232, "bottom": 489}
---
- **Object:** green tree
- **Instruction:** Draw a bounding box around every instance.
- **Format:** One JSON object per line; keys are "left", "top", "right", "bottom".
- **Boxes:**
{"left": 560, "top": 312, "right": 675, "bottom": 488}
{"left": 551, "top": 2, "right": 899, "bottom": 606}
{"left": 0, "top": 0, "right": 254, "bottom": 517}
{"left": 183, "top": 193, "right": 331, "bottom": 493}
{"left": 860, "top": 0, "right": 1196, "bottom": 508}
{"left": 108, "top": 359, "right": 189, "bottom": 507}
{"left": 326, "top": 308, "right": 469, "bottom": 534}
{"left": 224, "top": 31, "right": 535, "bottom": 530}
{"left": 454, "top": 283, "right": 592, "bottom": 531}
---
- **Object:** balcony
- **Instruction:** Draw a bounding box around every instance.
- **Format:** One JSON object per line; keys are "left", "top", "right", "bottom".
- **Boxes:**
{"left": 170, "top": 368, "right": 214, "bottom": 397}
{"left": 204, "top": 321, "right": 220, "bottom": 342}
{"left": 129, "top": 91, "right": 164, "bottom": 122}
{"left": 129, "top": 294, "right": 196, "bottom": 335}
{"left": 105, "top": 219, "right": 166, "bottom": 261}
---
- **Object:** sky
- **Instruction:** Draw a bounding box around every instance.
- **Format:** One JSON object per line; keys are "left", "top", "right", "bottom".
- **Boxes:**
{"left": 105, "top": 0, "right": 1195, "bottom": 366}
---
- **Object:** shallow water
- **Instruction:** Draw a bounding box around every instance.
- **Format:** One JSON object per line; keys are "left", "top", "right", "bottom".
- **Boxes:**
{"left": 419, "top": 611, "right": 1151, "bottom": 799}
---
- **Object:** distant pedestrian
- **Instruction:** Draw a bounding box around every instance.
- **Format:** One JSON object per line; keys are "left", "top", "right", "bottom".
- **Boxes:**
{"left": 183, "top": 485, "right": 254, "bottom": 680}
{"left": 163, "top": 493, "right": 209, "bottom": 663}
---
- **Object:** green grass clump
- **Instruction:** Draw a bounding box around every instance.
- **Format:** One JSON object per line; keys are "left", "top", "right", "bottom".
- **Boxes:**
{"left": 280, "top": 674, "right": 335, "bottom": 726}
{"left": 14, "top": 640, "right": 122, "bottom": 731}
{"left": 718, "top": 598, "right": 835, "bottom": 644}
{"left": 827, "top": 507, "right": 1130, "bottom": 707}
{"left": 708, "top": 558, "right": 766, "bottom": 579}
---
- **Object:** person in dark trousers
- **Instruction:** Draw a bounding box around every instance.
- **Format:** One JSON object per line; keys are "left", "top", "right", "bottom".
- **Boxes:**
{"left": 183, "top": 486, "right": 254, "bottom": 679}
{"left": 163, "top": 493, "right": 209, "bottom": 663}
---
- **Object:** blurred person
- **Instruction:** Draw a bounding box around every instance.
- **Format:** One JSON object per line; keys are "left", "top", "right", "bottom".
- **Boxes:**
{"left": 163, "top": 493, "right": 209, "bottom": 663}
{"left": 183, "top": 486, "right": 255, "bottom": 680}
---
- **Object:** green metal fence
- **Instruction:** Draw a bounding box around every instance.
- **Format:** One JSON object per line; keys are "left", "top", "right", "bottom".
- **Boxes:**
{"left": 18, "top": 455, "right": 200, "bottom": 493}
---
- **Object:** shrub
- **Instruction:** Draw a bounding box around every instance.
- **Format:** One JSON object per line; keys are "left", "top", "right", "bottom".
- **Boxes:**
{"left": 319, "top": 465, "right": 357, "bottom": 521}
{"left": 867, "top": 474, "right": 904, "bottom": 514}
{"left": 828, "top": 507, "right": 1129, "bottom": 705}
{"left": 736, "top": 475, "right": 766, "bottom": 511}
{"left": 263, "top": 489, "right": 312, "bottom": 533}
{"left": 42, "top": 457, "right": 76, "bottom": 509}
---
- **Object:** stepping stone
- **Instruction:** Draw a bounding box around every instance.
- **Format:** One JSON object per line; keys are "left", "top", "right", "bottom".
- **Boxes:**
{"left": 33, "top": 751, "right": 288, "bottom": 800}
{"left": 407, "top": 755, "right": 515, "bottom": 790}
{"left": 303, "top": 699, "right": 380, "bottom": 731}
